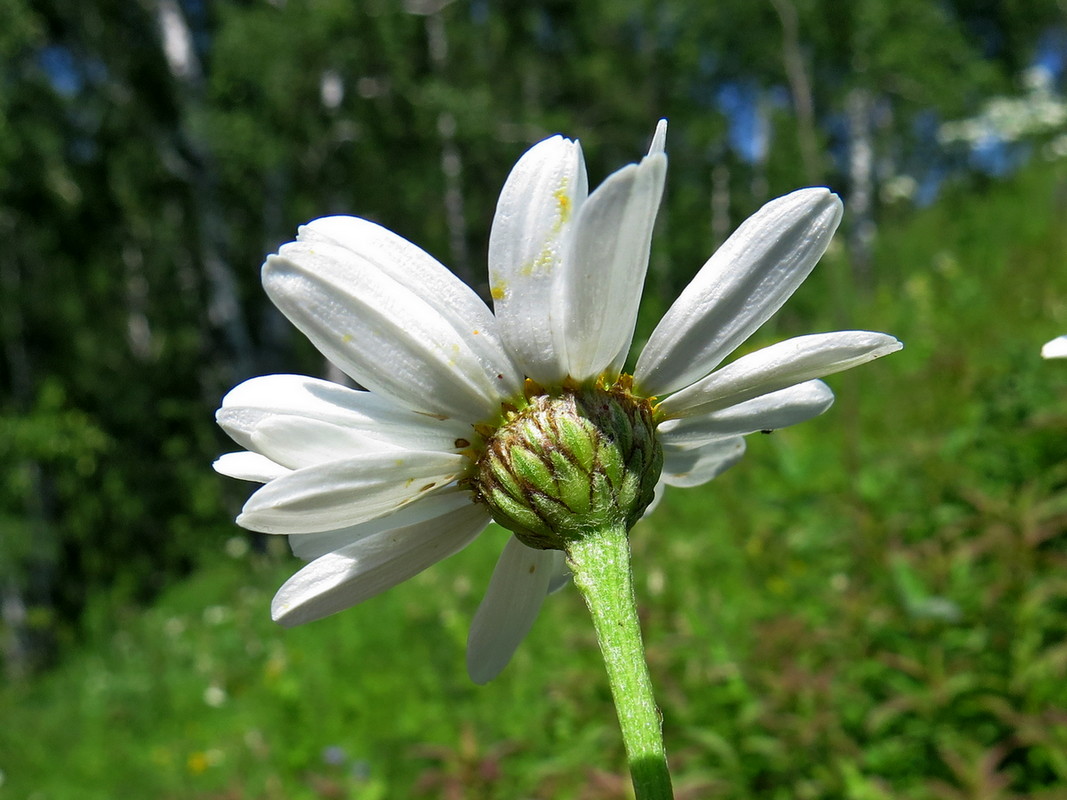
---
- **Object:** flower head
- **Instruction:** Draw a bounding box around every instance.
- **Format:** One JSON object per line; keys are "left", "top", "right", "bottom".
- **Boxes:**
{"left": 215, "top": 120, "right": 901, "bottom": 683}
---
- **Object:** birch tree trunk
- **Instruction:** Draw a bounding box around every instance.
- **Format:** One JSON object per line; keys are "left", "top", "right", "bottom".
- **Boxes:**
{"left": 413, "top": 1, "right": 474, "bottom": 286}
{"left": 156, "top": 0, "right": 254, "bottom": 384}
{"left": 0, "top": 249, "right": 50, "bottom": 681}
{"left": 846, "top": 86, "right": 876, "bottom": 287}
{"left": 770, "top": 0, "right": 822, "bottom": 185}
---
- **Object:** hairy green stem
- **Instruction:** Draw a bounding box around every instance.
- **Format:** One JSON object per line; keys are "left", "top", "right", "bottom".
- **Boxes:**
{"left": 566, "top": 522, "right": 674, "bottom": 800}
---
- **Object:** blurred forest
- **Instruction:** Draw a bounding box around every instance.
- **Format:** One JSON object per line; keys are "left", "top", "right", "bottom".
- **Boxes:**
{"left": 1, "top": 0, "right": 1065, "bottom": 700}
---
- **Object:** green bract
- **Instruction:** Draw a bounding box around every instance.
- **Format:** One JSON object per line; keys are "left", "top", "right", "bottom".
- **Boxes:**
{"left": 472, "top": 380, "right": 663, "bottom": 550}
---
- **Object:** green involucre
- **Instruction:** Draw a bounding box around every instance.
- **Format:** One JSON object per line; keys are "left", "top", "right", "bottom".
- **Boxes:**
{"left": 471, "top": 381, "right": 663, "bottom": 550}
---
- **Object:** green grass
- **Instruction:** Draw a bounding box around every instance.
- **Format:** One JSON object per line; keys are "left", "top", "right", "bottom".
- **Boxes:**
{"left": 4, "top": 161, "right": 1067, "bottom": 799}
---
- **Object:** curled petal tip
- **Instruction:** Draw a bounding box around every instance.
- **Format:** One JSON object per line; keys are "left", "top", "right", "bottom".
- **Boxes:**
{"left": 797, "top": 186, "right": 844, "bottom": 218}
{"left": 269, "top": 600, "right": 290, "bottom": 625}
{"left": 877, "top": 335, "right": 904, "bottom": 356}
{"left": 648, "top": 119, "right": 668, "bottom": 155}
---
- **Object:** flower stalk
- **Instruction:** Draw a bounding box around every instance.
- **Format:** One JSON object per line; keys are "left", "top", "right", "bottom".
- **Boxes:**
{"left": 567, "top": 521, "right": 674, "bottom": 800}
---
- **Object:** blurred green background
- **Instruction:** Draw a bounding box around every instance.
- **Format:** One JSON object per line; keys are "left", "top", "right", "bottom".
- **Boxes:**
{"left": 2, "top": 0, "right": 1067, "bottom": 797}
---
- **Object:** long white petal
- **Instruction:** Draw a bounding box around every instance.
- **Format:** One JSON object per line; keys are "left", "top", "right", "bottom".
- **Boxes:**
{"left": 213, "top": 451, "right": 291, "bottom": 483}
{"left": 658, "top": 331, "right": 901, "bottom": 420}
{"left": 558, "top": 143, "right": 667, "bottom": 381}
{"left": 299, "top": 217, "right": 521, "bottom": 395}
{"left": 263, "top": 239, "right": 521, "bottom": 421}
{"left": 489, "top": 136, "right": 589, "bottom": 384}
{"left": 270, "top": 502, "right": 489, "bottom": 627}
{"left": 218, "top": 374, "right": 471, "bottom": 454}
{"left": 635, "top": 188, "right": 843, "bottom": 396}
{"left": 657, "top": 380, "right": 834, "bottom": 449}
{"left": 287, "top": 489, "right": 475, "bottom": 561}
{"left": 661, "top": 437, "right": 747, "bottom": 487}
{"left": 1041, "top": 335, "right": 1067, "bottom": 359}
{"left": 236, "top": 451, "right": 467, "bottom": 534}
{"left": 248, "top": 416, "right": 410, "bottom": 469}
{"left": 299, "top": 216, "right": 504, "bottom": 344}
{"left": 466, "top": 536, "right": 555, "bottom": 684}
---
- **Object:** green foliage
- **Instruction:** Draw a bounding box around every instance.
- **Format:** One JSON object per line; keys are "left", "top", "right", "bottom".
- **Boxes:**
{"left": 0, "top": 379, "right": 108, "bottom": 569}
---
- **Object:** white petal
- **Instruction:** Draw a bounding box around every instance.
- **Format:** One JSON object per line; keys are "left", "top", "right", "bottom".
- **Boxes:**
{"left": 635, "top": 188, "right": 844, "bottom": 396}
{"left": 1041, "top": 335, "right": 1067, "bottom": 359}
{"left": 263, "top": 238, "right": 521, "bottom": 421}
{"left": 245, "top": 416, "right": 409, "bottom": 470}
{"left": 299, "top": 217, "right": 517, "bottom": 382}
{"left": 558, "top": 143, "right": 667, "bottom": 381}
{"left": 236, "top": 451, "right": 467, "bottom": 534}
{"left": 299, "top": 217, "right": 501, "bottom": 336}
{"left": 220, "top": 393, "right": 470, "bottom": 472}
{"left": 489, "top": 136, "right": 589, "bottom": 384}
{"left": 648, "top": 118, "right": 667, "bottom": 156}
{"left": 641, "top": 479, "right": 667, "bottom": 518}
{"left": 661, "top": 437, "right": 747, "bottom": 487}
{"left": 270, "top": 501, "right": 489, "bottom": 626}
{"left": 218, "top": 374, "right": 471, "bottom": 454}
{"left": 546, "top": 549, "right": 571, "bottom": 594}
{"left": 213, "top": 451, "right": 291, "bottom": 483}
{"left": 287, "top": 489, "right": 475, "bottom": 561}
{"left": 658, "top": 331, "right": 902, "bottom": 420}
{"left": 466, "top": 537, "right": 555, "bottom": 684}
{"left": 657, "top": 380, "right": 834, "bottom": 448}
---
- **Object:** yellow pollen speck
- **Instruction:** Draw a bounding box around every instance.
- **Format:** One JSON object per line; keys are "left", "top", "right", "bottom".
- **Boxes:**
{"left": 472, "top": 329, "right": 480, "bottom": 335}
{"left": 554, "top": 188, "right": 571, "bottom": 223}
{"left": 490, "top": 285, "right": 506, "bottom": 301}
{"left": 342, "top": 334, "right": 353, "bottom": 343}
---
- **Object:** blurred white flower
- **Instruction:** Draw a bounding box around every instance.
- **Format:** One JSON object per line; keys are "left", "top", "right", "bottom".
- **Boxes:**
{"left": 1042, "top": 335, "right": 1067, "bottom": 359}
{"left": 939, "top": 68, "right": 1067, "bottom": 148}
{"left": 224, "top": 535, "right": 250, "bottom": 559}
{"left": 203, "top": 684, "right": 227, "bottom": 708}
{"left": 163, "top": 616, "right": 186, "bottom": 638}
{"left": 880, "top": 174, "right": 918, "bottom": 204}
{"left": 202, "top": 605, "right": 230, "bottom": 626}
{"left": 320, "top": 70, "right": 344, "bottom": 109}
{"left": 215, "top": 120, "right": 900, "bottom": 683}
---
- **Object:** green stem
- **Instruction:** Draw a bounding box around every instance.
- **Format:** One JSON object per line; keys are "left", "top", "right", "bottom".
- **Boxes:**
{"left": 566, "top": 522, "right": 674, "bottom": 800}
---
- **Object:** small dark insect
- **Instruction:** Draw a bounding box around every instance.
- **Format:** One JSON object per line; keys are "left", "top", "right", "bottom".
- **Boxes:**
{"left": 760, "top": 429, "right": 774, "bottom": 435}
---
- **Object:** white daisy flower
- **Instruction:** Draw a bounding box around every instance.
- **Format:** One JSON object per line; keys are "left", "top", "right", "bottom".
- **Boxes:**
{"left": 1042, "top": 335, "right": 1067, "bottom": 359}
{"left": 215, "top": 120, "right": 901, "bottom": 684}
